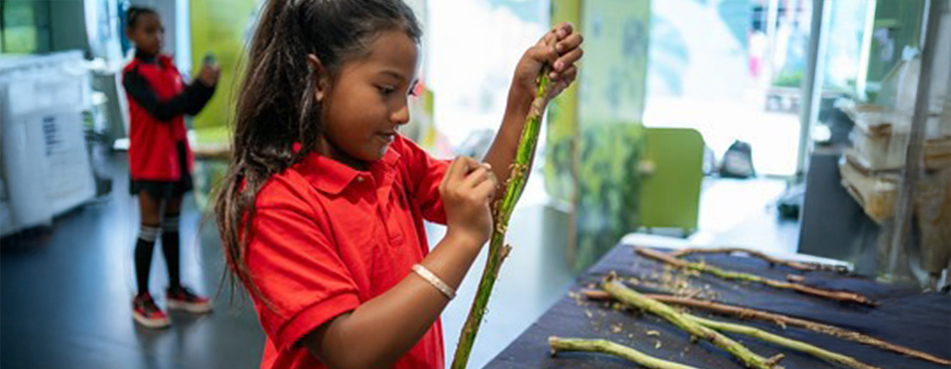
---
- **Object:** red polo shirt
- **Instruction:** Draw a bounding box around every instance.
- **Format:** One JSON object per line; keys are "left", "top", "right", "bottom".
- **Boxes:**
{"left": 245, "top": 135, "right": 449, "bottom": 369}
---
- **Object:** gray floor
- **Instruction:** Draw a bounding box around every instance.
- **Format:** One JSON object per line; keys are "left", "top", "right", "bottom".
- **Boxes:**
{"left": 0, "top": 152, "right": 797, "bottom": 369}
{"left": 1, "top": 153, "right": 266, "bottom": 369}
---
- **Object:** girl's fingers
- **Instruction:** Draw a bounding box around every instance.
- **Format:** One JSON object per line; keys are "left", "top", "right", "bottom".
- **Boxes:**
{"left": 554, "top": 47, "right": 583, "bottom": 72}
{"left": 463, "top": 166, "right": 491, "bottom": 189}
{"left": 556, "top": 32, "right": 583, "bottom": 55}
{"left": 540, "top": 22, "right": 572, "bottom": 48}
{"left": 473, "top": 178, "right": 498, "bottom": 202}
{"left": 551, "top": 65, "right": 579, "bottom": 83}
{"left": 561, "top": 65, "right": 578, "bottom": 83}
{"left": 529, "top": 44, "right": 559, "bottom": 66}
{"left": 446, "top": 157, "right": 464, "bottom": 181}
{"left": 460, "top": 157, "right": 483, "bottom": 176}
{"left": 553, "top": 22, "right": 573, "bottom": 40}
{"left": 549, "top": 66, "right": 578, "bottom": 95}
{"left": 537, "top": 29, "right": 558, "bottom": 49}
{"left": 444, "top": 157, "right": 478, "bottom": 188}
{"left": 440, "top": 158, "right": 461, "bottom": 192}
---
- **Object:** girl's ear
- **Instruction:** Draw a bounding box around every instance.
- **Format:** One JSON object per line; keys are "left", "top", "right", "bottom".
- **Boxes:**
{"left": 307, "top": 54, "right": 331, "bottom": 102}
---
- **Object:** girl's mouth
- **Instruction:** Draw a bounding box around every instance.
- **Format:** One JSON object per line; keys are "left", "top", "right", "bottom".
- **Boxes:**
{"left": 377, "top": 132, "right": 396, "bottom": 143}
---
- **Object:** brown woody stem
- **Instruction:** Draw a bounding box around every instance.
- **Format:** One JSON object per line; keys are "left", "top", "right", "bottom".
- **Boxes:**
{"left": 669, "top": 247, "right": 848, "bottom": 273}
{"left": 636, "top": 247, "right": 876, "bottom": 306}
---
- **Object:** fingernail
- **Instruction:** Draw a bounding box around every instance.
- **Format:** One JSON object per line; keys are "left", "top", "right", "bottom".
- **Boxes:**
{"left": 549, "top": 72, "right": 558, "bottom": 79}
{"left": 556, "top": 44, "right": 563, "bottom": 52}
{"left": 555, "top": 61, "right": 563, "bottom": 70}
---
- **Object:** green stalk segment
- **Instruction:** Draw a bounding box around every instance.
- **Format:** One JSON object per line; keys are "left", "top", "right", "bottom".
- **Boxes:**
{"left": 549, "top": 337, "right": 705, "bottom": 369}
{"left": 450, "top": 68, "right": 552, "bottom": 369}
{"left": 603, "top": 278, "right": 782, "bottom": 369}
{"left": 690, "top": 317, "right": 880, "bottom": 369}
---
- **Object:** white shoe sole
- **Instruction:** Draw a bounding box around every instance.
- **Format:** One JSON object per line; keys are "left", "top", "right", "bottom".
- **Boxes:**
{"left": 167, "top": 299, "right": 213, "bottom": 314}
{"left": 133, "top": 312, "right": 171, "bottom": 329}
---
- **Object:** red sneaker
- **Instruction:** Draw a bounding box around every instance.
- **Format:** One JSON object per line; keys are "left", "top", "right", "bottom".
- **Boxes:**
{"left": 166, "top": 286, "right": 213, "bottom": 314}
{"left": 132, "top": 293, "right": 171, "bottom": 328}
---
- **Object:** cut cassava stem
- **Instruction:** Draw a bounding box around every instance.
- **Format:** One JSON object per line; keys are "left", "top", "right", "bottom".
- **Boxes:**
{"left": 602, "top": 276, "right": 783, "bottom": 369}
{"left": 449, "top": 67, "right": 551, "bottom": 369}
{"left": 690, "top": 316, "right": 879, "bottom": 369}
{"left": 636, "top": 247, "right": 876, "bottom": 306}
{"left": 549, "top": 337, "right": 705, "bottom": 369}
{"left": 671, "top": 247, "right": 815, "bottom": 271}
{"left": 602, "top": 281, "right": 880, "bottom": 369}
{"left": 583, "top": 290, "right": 951, "bottom": 366}
{"left": 670, "top": 247, "right": 848, "bottom": 273}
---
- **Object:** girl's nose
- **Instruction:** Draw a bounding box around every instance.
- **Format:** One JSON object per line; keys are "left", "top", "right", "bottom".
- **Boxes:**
{"left": 391, "top": 103, "right": 410, "bottom": 126}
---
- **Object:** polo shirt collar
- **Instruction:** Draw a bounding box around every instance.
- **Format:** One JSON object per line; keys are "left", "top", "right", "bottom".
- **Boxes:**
{"left": 299, "top": 147, "right": 401, "bottom": 195}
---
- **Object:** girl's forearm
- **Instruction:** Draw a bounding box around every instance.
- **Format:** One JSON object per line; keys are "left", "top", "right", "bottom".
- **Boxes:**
{"left": 483, "top": 85, "right": 536, "bottom": 199}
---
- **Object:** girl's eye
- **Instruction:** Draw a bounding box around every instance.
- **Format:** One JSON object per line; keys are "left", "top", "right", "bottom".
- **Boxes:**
{"left": 378, "top": 86, "right": 395, "bottom": 96}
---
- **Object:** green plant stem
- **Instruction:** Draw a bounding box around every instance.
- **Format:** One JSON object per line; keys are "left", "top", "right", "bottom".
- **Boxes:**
{"left": 549, "top": 337, "right": 705, "bottom": 369}
{"left": 603, "top": 276, "right": 782, "bottom": 369}
{"left": 450, "top": 67, "right": 551, "bottom": 369}
{"left": 689, "top": 316, "right": 879, "bottom": 369}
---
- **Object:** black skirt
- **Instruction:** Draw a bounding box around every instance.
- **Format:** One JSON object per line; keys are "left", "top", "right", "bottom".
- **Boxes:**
{"left": 129, "top": 142, "right": 194, "bottom": 200}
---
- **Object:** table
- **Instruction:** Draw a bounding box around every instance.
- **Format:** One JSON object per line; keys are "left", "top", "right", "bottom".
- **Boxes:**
{"left": 484, "top": 244, "right": 951, "bottom": 369}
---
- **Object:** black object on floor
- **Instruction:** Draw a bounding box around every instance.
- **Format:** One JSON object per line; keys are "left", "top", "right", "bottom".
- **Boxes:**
{"left": 485, "top": 244, "right": 951, "bottom": 369}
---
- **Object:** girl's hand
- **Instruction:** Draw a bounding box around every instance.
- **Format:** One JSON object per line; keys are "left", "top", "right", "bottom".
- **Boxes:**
{"left": 511, "top": 22, "right": 584, "bottom": 102}
{"left": 440, "top": 157, "right": 498, "bottom": 247}
{"left": 198, "top": 64, "right": 220, "bottom": 87}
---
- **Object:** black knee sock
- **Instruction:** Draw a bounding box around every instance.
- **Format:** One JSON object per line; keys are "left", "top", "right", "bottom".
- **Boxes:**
{"left": 162, "top": 213, "right": 181, "bottom": 289}
{"left": 135, "top": 225, "right": 161, "bottom": 295}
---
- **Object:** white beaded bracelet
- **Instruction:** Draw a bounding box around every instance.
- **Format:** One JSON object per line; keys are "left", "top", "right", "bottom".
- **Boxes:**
{"left": 412, "top": 264, "right": 455, "bottom": 300}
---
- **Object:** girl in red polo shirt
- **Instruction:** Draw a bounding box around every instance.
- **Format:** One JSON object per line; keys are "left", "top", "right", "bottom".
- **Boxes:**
{"left": 215, "top": 0, "right": 582, "bottom": 367}
{"left": 123, "top": 6, "right": 218, "bottom": 328}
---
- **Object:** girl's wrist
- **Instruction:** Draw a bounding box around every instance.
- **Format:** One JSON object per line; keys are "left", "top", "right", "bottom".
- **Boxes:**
{"left": 501, "top": 84, "right": 534, "bottom": 140}
{"left": 444, "top": 227, "right": 486, "bottom": 252}
{"left": 507, "top": 83, "right": 534, "bottom": 115}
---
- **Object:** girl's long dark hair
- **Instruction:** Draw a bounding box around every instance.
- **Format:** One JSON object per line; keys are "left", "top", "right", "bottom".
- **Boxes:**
{"left": 215, "top": 0, "right": 421, "bottom": 301}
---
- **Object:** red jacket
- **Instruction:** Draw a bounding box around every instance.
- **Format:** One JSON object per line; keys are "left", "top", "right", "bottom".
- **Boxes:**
{"left": 123, "top": 53, "right": 214, "bottom": 181}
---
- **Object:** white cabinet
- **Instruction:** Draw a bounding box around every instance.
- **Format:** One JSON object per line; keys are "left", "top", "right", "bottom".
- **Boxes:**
{"left": 1, "top": 51, "right": 97, "bottom": 236}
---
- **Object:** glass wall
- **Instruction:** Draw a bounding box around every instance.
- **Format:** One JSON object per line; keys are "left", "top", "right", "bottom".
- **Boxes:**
{"left": 644, "top": 0, "right": 814, "bottom": 176}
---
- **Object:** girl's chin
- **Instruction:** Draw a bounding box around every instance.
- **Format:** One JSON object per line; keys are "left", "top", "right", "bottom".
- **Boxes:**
{"left": 372, "top": 143, "right": 391, "bottom": 159}
{"left": 351, "top": 143, "right": 390, "bottom": 164}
